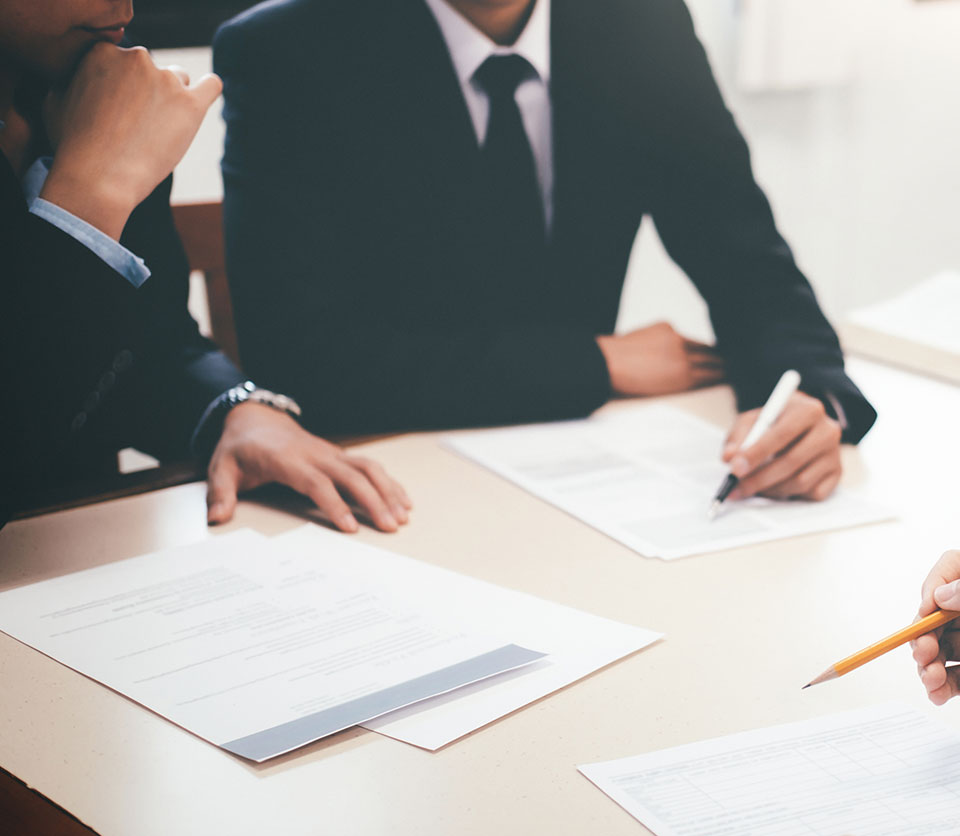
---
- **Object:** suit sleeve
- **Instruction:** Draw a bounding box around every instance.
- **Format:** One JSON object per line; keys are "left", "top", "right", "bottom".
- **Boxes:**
{"left": 0, "top": 169, "right": 242, "bottom": 526}
{"left": 115, "top": 177, "right": 245, "bottom": 461}
{"left": 214, "top": 17, "right": 611, "bottom": 436}
{"left": 642, "top": 0, "right": 876, "bottom": 442}
{"left": 0, "top": 164, "right": 144, "bottom": 522}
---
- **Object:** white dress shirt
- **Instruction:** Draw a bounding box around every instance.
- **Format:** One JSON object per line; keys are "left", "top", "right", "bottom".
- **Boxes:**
{"left": 422, "top": 0, "right": 554, "bottom": 231}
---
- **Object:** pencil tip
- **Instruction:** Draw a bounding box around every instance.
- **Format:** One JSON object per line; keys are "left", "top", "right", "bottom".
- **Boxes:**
{"left": 803, "top": 668, "right": 838, "bottom": 689}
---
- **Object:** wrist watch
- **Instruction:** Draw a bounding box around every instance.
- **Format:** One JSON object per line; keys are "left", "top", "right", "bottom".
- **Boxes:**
{"left": 223, "top": 380, "right": 302, "bottom": 419}
{"left": 192, "top": 381, "right": 303, "bottom": 460}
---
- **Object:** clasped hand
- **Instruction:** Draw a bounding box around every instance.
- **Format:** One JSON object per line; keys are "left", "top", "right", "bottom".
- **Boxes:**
{"left": 40, "top": 42, "right": 222, "bottom": 240}
{"left": 596, "top": 322, "right": 724, "bottom": 396}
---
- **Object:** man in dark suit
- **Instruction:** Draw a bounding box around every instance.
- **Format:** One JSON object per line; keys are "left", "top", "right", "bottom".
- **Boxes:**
{"left": 216, "top": 0, "right": 876, "bottom": 503}
{"left": 0, "top": 0, "right": 410, "bottom": 532}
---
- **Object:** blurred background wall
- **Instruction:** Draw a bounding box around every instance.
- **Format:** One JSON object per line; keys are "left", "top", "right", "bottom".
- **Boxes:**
{"left": 153, "top": 0, "right": 960, "bottom": 343}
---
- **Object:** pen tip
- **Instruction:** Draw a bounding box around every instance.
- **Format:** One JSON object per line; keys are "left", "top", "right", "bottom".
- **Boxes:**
{"left": 706, "top": 501, "right": 720, "bottom": 521}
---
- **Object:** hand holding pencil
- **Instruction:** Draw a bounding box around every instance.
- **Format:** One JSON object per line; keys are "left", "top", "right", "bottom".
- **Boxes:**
{"left": 804, "top": 549, "right": 960, "bottom": 696}
{"left": 913, "top": 550, "right": 960, "bottom": 705}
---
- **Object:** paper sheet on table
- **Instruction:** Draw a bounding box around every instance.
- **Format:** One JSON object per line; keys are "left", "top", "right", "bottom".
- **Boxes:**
{"left": 579, "top": 703, "right": 960, "bottom": 836}
{"left": 842, "top": 271, "right": 960, "bottom": 384}
{"left": 0, "top": 529, "right": 544, "bottom": 762}
{"left": 445, "top": 404, "right": 891, "bottom": 560}
{"left": 269, "top": 528, "right": 661, "bottom": 750}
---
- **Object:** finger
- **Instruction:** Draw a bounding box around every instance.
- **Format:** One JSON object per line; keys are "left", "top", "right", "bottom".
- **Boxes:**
{"left": 163, "top": 64, "right": 190, "bottom": 85}
{"left": 729, "top": 399, "right": 826, "bottom": 478}
{"left": 348, "top": 457, "right": 411, "bottom": 523}
{"left": 689, "top": 353, "right": 725, "bottom": 369}
{"left": 733, "top": 421, "right": 834, "bottom": 498}
{"left": 752, "top": 450, "right": 840, "bottom": 501}
{"left": 934, "top": 579, "right": 960, "bottom": 611}
{"left": 920, "top": 655, "right": 960, "bottom": 705}
{"left": 684, "top": 344, "right": 722, "bottom": 361}
{"left": 206, "top": 456, "right": 241, "bottom": 525}
{"left": 327, "top": 461, "right": 399, "bottom": 533}
{"left": 394, "top": 479, "right": 413, "bottom": 510}
{"left": 691, "top": 364, "right": 725, "bottom": 385}
{"left": 920, "top": 553, "right": 960, "bottom": 615}
{"left": 723, "top": 411, "right": 759, "bottom": 460}
{"left": 927, "top": 670, "right": 960, "bottom": 706}
{"left": 288, "top": 467, "right": 359, "bottom": 533}
{"left": 738, "top": 427, "right": 841, "bottom": 499}
{"left": 188, "top": 73, "right": 223, "bottom": 110}
{"left": 682, "top": 338, "right": 719, "bottom": 354}
{"left": 807, "top": 470, "right": 841, "bottom": 502}
{"left": 913, "top": 632, "right": 944, "bottom": 667}
{"left": 920, "top": 659, "right": 948, "bottom": 695}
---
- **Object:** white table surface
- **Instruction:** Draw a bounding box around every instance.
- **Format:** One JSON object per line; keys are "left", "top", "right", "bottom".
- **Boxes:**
{"left": 1, "top": 358, "right": 958, "bottom": 836}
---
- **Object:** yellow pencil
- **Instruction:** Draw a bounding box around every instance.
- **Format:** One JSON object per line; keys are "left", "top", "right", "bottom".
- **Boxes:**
{"left": 804, "top": 609, "right": 960, "bottom": 688}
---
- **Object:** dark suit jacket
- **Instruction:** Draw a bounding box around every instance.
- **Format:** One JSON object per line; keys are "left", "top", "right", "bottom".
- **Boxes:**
{"left": 0, "top": 151, "right": 244, "bottom": 526}
{"left": 215, "top": 0, "right": 876, "bottom": 440}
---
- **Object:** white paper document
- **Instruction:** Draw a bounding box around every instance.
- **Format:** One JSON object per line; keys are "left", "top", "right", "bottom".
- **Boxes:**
{"left": 268, "top": 526, "right": 662, "bottom": 750}
{"left": 843, "top": 271, "right": 960, "bottom": 384}
{"left": 0, "top": 529, "right": 545, "bottom": 761}
{"left": 580, "top": 704, "right": 960, "bottom": 836}
{"left": 446, "top": 404, "right": 891, "bottom": 560}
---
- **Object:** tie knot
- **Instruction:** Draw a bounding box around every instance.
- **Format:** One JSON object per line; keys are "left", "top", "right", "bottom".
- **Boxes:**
{"left": 474, "top": 54, "right": 535, "bottom": 99}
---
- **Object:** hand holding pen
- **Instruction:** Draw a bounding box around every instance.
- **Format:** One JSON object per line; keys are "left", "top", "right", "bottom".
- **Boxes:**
{"left": 710, "top": 370, "right": 844, "bottom": 517}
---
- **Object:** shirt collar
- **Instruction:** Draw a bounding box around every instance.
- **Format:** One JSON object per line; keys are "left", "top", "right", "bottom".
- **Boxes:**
{"left": 21, "top": 156, "right": 52, "bottom": 202}
{"left": 423, "top": 0, "right": 551, "bottom": 87}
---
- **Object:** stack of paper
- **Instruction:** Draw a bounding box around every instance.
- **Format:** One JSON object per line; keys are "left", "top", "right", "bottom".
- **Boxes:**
{"left": 580, "top": 704, "right": 960, "bottom": 836}
{"left": 446, "top": 404, "right": 891, "bottom": 560}
{"left": 0, "top": 526, "right": 660, "bottom": 760}
{"left": 842, "top": 271, "right": 960, "bottom": 384}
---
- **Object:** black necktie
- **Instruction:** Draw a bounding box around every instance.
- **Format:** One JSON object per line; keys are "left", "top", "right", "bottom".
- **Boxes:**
{"left": 474, "top": 55, "right": 546, "bottom": 283}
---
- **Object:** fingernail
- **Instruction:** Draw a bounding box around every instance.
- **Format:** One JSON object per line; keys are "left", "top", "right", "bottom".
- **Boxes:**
{"left": 207, "top": 504, "right": 224, "bottom": 524}
{"left": 393, "top": 505, "right": 409, "bottom": 523}
{"left": 731, "top": 456, "right": 750, "bottom": 477}
{"left": 935, "top": 580, "right": 960, "bottom": 605}
{"left": 341, "top": 514, "right": 359, "bottom": 533}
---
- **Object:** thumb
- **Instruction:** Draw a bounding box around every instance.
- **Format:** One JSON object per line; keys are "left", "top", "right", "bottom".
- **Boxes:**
{"left": 190, "top": 73, "right": 223, "bottom": 111}
{"left": 934, "top": 580, "right": 960, "bottom": 611}
{"left": 206, "top": 456, "right": 240, "bottom": 525}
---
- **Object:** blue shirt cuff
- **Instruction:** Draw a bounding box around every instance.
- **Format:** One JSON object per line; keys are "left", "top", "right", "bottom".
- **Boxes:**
{"left": 29, "top": 198, "right": 152, "bottom": 288}
{"left": 190, "top": 388, "right": 236, "bottom": 457}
